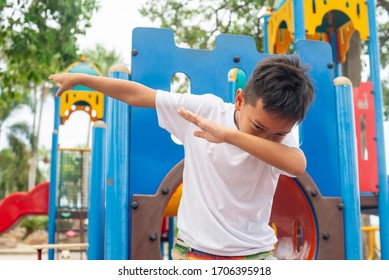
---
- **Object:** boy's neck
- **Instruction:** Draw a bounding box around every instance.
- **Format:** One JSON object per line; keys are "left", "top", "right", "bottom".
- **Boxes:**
{"left": 234, "top": 110, "right": 239, "bottom": 130}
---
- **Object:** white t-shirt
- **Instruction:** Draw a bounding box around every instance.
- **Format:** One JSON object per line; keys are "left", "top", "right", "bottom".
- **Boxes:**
{"left": 156, "top": 90, "right": 300, "bottom": 256}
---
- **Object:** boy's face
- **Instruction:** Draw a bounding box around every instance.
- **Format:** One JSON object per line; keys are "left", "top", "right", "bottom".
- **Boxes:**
{"left": 234, "top": 89, "right": 295, "bottom": 143}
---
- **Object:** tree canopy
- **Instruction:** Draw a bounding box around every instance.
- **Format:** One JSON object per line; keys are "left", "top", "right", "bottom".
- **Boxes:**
{"left": 140, "top": 0, "right": 389, "bottom": 117}
{"left": 140, "top": 0, "right": 271, "bottom": 51}
{"left": 0, "top": 0, "right": 99, "bottom": 197}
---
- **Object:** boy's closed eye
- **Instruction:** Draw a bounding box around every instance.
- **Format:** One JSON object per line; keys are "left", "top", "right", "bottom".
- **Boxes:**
{"left": 252, "top": 122, "right": 265, "bottom": 131}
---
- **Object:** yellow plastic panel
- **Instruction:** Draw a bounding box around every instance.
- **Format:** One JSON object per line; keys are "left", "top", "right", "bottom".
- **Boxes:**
{"left": 336, "top": 21, "right": 356, "bottom": 63}
{"left": 267, "top": 0, "right": 294, "bottom": 53}
{"left": 275, "top": 28, "right": 293, "bottom": 54}
{"left": 59, "top": 90, "right": 105, "bottom": 124}
{"left": 305, "top": 0, "right": 368, "bottom": 40}
{"left": 306, "top": 32, "right": 330, "bottom": 42}
{"left": 164, "top": 183, "right": 182, "bottom": 217}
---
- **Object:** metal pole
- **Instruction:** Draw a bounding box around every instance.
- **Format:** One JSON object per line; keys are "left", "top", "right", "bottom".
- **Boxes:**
{"left": 263, "top": 10, "right": 271, "bottom": 53}
{"left": 330, "top": 32, "right": 342, "bottom": 77}
{"left": 105, "top": 65, "right": 131, "bottom": 259}
{"left": 367, "top": 0, "right": 389, "bottom": 259}
{"left": 334, "top": 77, "right": 363, "bottom": 259}
{"left": 48, "top": 93, "right": 60, "bottom": 260}
{"left": 87, "top": 121, "right": 106, "bottom": 259}
{"left": 293, "top": 0, "right": 306, "bottom": 42}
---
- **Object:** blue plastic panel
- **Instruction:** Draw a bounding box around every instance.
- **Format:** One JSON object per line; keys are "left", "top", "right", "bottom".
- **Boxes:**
{"left": 296, "top": 40, "right": 341, "bottom": 197}
{"left": 130, "top": 28, "right": 267, "bottom": 198}
{"left": 130, "top": 28, "right": 341, "bottom": 200}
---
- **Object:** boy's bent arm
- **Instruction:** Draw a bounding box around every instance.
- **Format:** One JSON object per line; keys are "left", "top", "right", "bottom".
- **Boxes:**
{"left": 49, "top": 73, "right": 156, "bottom": 108}
{"left": 225, "top": 130, "right": 306, "bottom": 177}
{"left": 178, "top": 107, "right": 306, "bottom": 177}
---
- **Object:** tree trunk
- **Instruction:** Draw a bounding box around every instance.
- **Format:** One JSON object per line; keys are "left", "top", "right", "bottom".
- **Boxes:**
{"left": 28, "top": 84, "right": 47, "bottom": 190}
{"left": 36, "top": 84, "right": 47, "bottom": 153}
{"left": 0, "top": 121, "right": 3, "bottom": 145}
{"left": 28, "top": 86, "right": 37, "bottom": 190}
{"left": 341, "top": 31, "right": 362, "bottom": 87}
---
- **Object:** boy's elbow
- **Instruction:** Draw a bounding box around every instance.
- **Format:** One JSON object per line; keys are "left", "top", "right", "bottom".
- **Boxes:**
{"left": 290, "top": 153, "right": 306, "bottom": 177}
{"left": 292, "top": 165, "right": 306, "bottom": 177}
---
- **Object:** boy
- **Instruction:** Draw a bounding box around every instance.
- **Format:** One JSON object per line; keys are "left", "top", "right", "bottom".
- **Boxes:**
{"left": 49, "top": 55, "right": 314, "bottom": 260}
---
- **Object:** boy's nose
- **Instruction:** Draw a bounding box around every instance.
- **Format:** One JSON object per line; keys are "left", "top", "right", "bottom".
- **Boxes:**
{"left": 261, "top": 131, "right": 272, "bottom": 140}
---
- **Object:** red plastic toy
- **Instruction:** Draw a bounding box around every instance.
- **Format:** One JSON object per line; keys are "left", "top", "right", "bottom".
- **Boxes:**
{"left": 0, "top": 181, "right": 49, "bottom": 233}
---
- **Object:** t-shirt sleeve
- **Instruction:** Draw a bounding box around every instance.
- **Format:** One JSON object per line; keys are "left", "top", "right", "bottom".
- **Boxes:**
{"left": 156, "top": 90, "right": 216, "bottom": 142}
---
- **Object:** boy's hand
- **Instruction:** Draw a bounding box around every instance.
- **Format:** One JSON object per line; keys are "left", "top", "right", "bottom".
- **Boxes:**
{"left": 177, "top": 107, "right": 231, "bottom": 144}
{"left": 48, "top": 73, "right": 79, "bottom": 97}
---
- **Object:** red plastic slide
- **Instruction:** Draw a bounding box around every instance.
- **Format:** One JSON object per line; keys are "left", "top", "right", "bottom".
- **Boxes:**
{"left": 0, "top": 181, "right": 49, "bottom": 233}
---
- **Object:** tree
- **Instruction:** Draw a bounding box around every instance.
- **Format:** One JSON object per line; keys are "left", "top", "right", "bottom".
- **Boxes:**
{"left": 0, "top": 0, "right": 99, "bottom": 190}
{"left": 85, "top": 43, "right": 122, "bottom": 76}
{"left": 139, "top": 0, "right": 389, "bottom": 118}
{"left": 377, "top": 0, "right": 389, "bottom": 68}
{"left": 139, "top": 0, "right": 272, "bottom": 50}
{"left": 0, "top": 121, "right": 45, "bottom": 198}
{"left": 377, "top": 0, "right": 389, "bottom": 120}
{"left": 0, "top": 88, "right": 29, "bottom": 141}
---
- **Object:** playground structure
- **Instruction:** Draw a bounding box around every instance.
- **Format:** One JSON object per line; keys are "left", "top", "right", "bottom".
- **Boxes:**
{"left": 262, "top": 0, "right": 388, "bottom": 259}
{"left": 0, "top": 182, "right": 49, "bottom": 233}
{"left": 113, "top": 27, "right": 350, "bottom": 260}
{"left": 45, "top": 55, "right": 104, "bottom": 259}
{"left": 96, "top": 0, "right": 385, "bottom": 260}
{"left": 0, "top": 55, "right": 104, "bottom": 259}
{"left": 51, "top": 0, "right": 386, "bottom": 260}
{"left": 0, "top": 0, "right": 386, "bottom": 260}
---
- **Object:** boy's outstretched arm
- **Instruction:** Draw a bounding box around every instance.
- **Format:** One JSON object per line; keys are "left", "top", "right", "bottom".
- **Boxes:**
{"left": 177, "top": 107, "right": 306, "bottom": 177}
{"left": 49, "top": 73, "right": 156, "bottom": 108}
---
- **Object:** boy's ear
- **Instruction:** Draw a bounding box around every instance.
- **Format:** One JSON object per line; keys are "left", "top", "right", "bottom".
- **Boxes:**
{"left": 234, "top": 89, "right": 244, "bottom": 111}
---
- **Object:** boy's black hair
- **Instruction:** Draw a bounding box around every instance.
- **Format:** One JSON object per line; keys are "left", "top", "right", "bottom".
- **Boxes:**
{"left": 243, "top": 55, "right": 314, "bottom": 124}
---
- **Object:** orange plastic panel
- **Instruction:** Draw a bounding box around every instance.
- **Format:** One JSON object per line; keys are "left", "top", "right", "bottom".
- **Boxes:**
{"left": 164, "top": 183, "right": 182, "bottom": 217}
{"left": 270, "top": 176, "right": 317, "bottom": 259}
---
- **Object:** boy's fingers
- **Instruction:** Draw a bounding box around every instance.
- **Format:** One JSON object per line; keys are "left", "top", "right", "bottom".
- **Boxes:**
{"left": 178, "top": 108, "right": 194, "bottom": 121}
{"left": 178, "top": 107, "right": 205, "bottom": 128}
{"left": 48, "top": 74, "right": 66, "bottom": 97}
{"left": 48, "top": 74, "right": 59, "bottom": 81}
{"left": 193, "top": 131, "right": 205, "bottom": 139}
{"left": 55, "top": 88, "right": 64, "bottom": 97}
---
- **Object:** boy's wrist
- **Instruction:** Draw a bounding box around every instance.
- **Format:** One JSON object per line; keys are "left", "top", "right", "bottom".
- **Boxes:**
{"left": 75, "top": 73, "right": 86, "bottom": 84}
{"left": 224, "top": 128, "right": 238, "bottom": 144}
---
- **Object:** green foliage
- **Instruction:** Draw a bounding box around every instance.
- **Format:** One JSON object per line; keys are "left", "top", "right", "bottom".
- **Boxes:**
{"left": 383, "top": 82, "right": 389, "bottom": 121}
{"left": 0, "top": 121, "right": 40, "bottom": 198}
{"left": 0, "top": 0, "right": 100, "bottom": 131}
{"left": 19, "top": 215, "right": 48, "bottom": 231}
{"left": 0, "top": 0, "right": 100, "bottom": 84}
{"left": 57, "top": 150, "right": 90, "bottom": 209}
{"left": 19, "top": 216, "right": 48, "bottom": 240}
{"left": 139, "top": 0, "right": 272, "bottom": 51}
{"left": 377, "top": 1, "right": 389, "bottom": 120}
{"left": 0, "top": 118, "right": 48, "bottom": 199}
{"left": 140, "top": 0, "right": 389, "bottom": 119}
{"left": 377, "top": 0, "right": 389, "bottom": 68}
{"left": 139, "top": 0, "right": 273, "bottom": 92}
{"left": 0, "top": 0, "right": 99, "bottom": 197}
{"left": 0, "top": 88, "right": 29, "bottom": 138}
{"left": 85, "top": 44, "right": 122, "bottom": 76}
